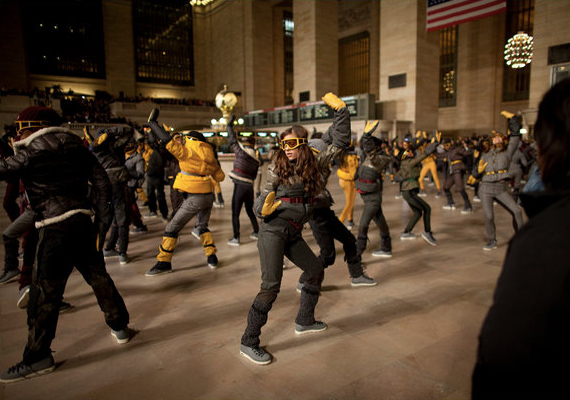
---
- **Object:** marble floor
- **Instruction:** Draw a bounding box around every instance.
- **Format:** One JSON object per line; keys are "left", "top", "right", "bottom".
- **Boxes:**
{"left": 0, "top": 166, "right": 521, "bottom": 400}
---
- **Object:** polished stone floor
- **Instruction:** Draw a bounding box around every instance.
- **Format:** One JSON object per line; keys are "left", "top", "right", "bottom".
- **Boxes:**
{"left": 0, "top": 164, "right": 522, "bottom": 400}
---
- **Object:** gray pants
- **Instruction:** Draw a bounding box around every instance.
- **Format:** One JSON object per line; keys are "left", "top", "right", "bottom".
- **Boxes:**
{"left": 480, "top": 181, "right": 524, "bottom": 241}
{"left": 165, "top": 193, "right": 214, "bottom": 237}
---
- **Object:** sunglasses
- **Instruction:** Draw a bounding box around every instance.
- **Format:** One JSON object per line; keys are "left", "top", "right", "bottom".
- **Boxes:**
{"left": 280, "top": 137, "right": 307, "bottom": 150}
{"left": 15, "top": 121, "right": 49, "bottom": 134}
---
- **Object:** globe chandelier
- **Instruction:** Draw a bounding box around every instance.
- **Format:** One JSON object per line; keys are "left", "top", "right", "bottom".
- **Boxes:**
{"left": 504, "top": 31, "right": 533, "bottom": 69}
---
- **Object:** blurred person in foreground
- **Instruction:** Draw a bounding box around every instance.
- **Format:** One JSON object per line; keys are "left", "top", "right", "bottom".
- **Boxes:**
{"left": 472, "top": 77, "right": 570, "bottom": 399}
{"left": 0, "top": 106, "right": 131, "bottom": 384}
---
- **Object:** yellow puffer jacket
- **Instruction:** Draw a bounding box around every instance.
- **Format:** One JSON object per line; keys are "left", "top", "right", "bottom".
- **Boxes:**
{"left": 167, "top": 138, "right": 225, "bottom": 194}
{"left": 337, "top": 153, "right": 359, "bottom": 181}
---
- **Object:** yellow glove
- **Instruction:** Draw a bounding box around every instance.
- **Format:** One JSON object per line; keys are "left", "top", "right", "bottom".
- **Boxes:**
{"left": 261, "top": 191, "right": 281, "bottom": 217}
{"left": 467, "top": 175, "right": 478, "bottom": 186}
{"left": 478, "top": 159, "right": 488, "bottom": 174}
{"left": 501, "top": 110, "right": 515, "bottom": 119}
{"left": 93, "top": 133, "right": 108, "bottom": 147}
{"left": 83, "top": 126, "right": 93, "bottom": 144}
{"left": 364, "top": 120, "right": 379, "bottom": 135}
{"left": 422, "top": 131, "right": 427, "bottom": 139}
{"left": 415, "top": 130, "right": 422, "bottom": 139}
{"left": 436, "top": 131, "right": 442, "bottom": 142}
{"left": 322, "top": 92, "right": 346, "bottom": 110}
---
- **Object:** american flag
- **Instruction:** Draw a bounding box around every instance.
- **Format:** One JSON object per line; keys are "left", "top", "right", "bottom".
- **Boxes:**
{"left": 426, "top": 0, "right": 507, "bottom": 32}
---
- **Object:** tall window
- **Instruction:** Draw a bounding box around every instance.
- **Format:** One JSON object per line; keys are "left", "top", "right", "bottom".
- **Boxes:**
{"left": 338, "top": 32, "right": 370, "bottom": 96}
{"left": 133, "top": 0, "right": 194, "bottom": 86}
{"left": 22, "top": 1, "right": 105, "bottom": 79}
{"left": 439, "top": 26, "right": 457, "bottom": 107}
{"left": 283, "top": 11, "right": 294, "bottom": 105}
{"left": 502, "top": 0, "right": 534, "bottom": 101}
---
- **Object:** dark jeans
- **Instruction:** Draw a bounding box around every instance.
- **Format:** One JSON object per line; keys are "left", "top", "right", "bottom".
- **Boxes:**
{"left": 3, "top": 179, "right": 20, "bottom": 222}
{"left": 105, "top": 182, "right": 130, "bottom": 254}
{"left": 3, "top": 208, "right": 35, "bottom": 273}
{"left": 307, "top": 206, "right": 362, "bottom": 278}
{"left": 146, "top": 175, "right": 168, "bottom": 218}
{"left": 402, "top": 188, "right": 431, "bottom": 233}
{"left": 231, "top": 182, "right": 259, "bottom": 239}
{"left": 255, "top": 218, "right": 323, "bottom": 305}
{"left": 23, "top": 213, "right": 129, "bottom": 364}
{"left": 356, "top": 191, "right": 391, "bottom": 256}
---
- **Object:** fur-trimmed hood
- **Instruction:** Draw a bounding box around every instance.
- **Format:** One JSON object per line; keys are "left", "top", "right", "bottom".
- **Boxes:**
{"left": 13, "top": 126, "right": 83, "bottom": 154}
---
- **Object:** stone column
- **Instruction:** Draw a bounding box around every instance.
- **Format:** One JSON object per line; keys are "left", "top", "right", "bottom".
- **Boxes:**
{"left": 293, "top": 0, "right": 338, "bottom": 103}
{"left": 379, "top": 0, "right": 438, "bottom": 132}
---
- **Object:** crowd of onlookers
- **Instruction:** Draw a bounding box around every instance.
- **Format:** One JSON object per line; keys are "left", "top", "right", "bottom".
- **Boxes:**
{"left": 0, "top": 86, "right": 215, "bottom": 125}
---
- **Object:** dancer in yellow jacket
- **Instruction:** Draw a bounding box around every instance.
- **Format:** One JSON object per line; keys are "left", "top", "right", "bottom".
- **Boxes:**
{"left": 145, "top": 109, "right": 225, "bottom": 275}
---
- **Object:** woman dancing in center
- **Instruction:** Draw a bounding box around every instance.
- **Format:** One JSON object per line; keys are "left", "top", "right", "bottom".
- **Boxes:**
{"left": 240, "top": 93, "right": 346, "bottom": 365}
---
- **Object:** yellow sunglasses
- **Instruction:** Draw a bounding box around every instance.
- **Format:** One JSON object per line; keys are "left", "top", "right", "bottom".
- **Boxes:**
{"left": 15, "top": 121, "right": 50, "bottom": 134}
{"left": 280, "top": 137, "right": 307, "bottom": 150}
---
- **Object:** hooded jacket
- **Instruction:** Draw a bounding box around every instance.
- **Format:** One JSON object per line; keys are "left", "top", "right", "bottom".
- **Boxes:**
{"left": 167, "top": 137, "right": 225, "bottom": 194}
{"left": 254, "top": 106, "right": 350, "bottom": 223}
{"left": 355, "top": 134, "right": 391, "bottom": 194}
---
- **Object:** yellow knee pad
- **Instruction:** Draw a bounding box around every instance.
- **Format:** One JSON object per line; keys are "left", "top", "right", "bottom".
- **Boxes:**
{"left": 199, "top": 231, "right": 217, "bottom": 256}
{"left": 157, "top": 236, "right": 178, "bottom": 262}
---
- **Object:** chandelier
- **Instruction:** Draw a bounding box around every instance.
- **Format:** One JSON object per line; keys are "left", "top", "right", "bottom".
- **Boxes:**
{"left": 189, "top": 0, "right": 214, "bottom": 6}
{"left": 443, "top": 70, "right": 455, "bottom": 94}
{"left": 504, "top": 31, "right": 533, "bottom": 69}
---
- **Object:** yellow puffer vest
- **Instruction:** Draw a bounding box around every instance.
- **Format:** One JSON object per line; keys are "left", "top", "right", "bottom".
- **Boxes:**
{"left": 167, "top": 138, "right": 225, "bottom": 194}
{"left": 337, "top": 154, "right": 359, "bottom": 181}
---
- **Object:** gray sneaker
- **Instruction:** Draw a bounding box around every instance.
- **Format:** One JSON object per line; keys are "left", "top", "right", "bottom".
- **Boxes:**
{"left": 227, "top": 237, "right": 240, "bottom": 246}
{"left": 240, "top": 344, "right": 272, "bottom": 365}
{"left": 103, "top": 248, "right": 120, "bottom": 258}
{"left": 400, "top": 232, "right": 417, "bottom": 240}
{"left": 249, "top": 232, "right": 259, "bottom": 240}
{"left": 111, "top": 328, "right": 131, "bottom": 344}
{"left": 442, "top": 204, "right": 456, "bottom": 210}
{"left": 421, "top": 231, "right": 438, "bottom": 246}
{"left": 296, "top": 281, "right": 304, "bottom": 293}
{"left": 17, "top": 286, "right": 30, "bottom": 309}
{"left": 483, "top": 240, "right": 498, "bottom": 251}
{"left": 0, "top": 269, "right": 20, "bottom": 284}
{"left": 295, "top": 321, "right": 328, "bottom": 335}
{"left": 119, "top": 253, "right": 129, "bottom": 265}
{"left": 371, "top": 249, "right": 392, "bottom": 258}
{"left": 0, "top": 355, "right": 56, "bottom": 383}
{"left": 351, "top": 274, "right": 377, "bottom": 287}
